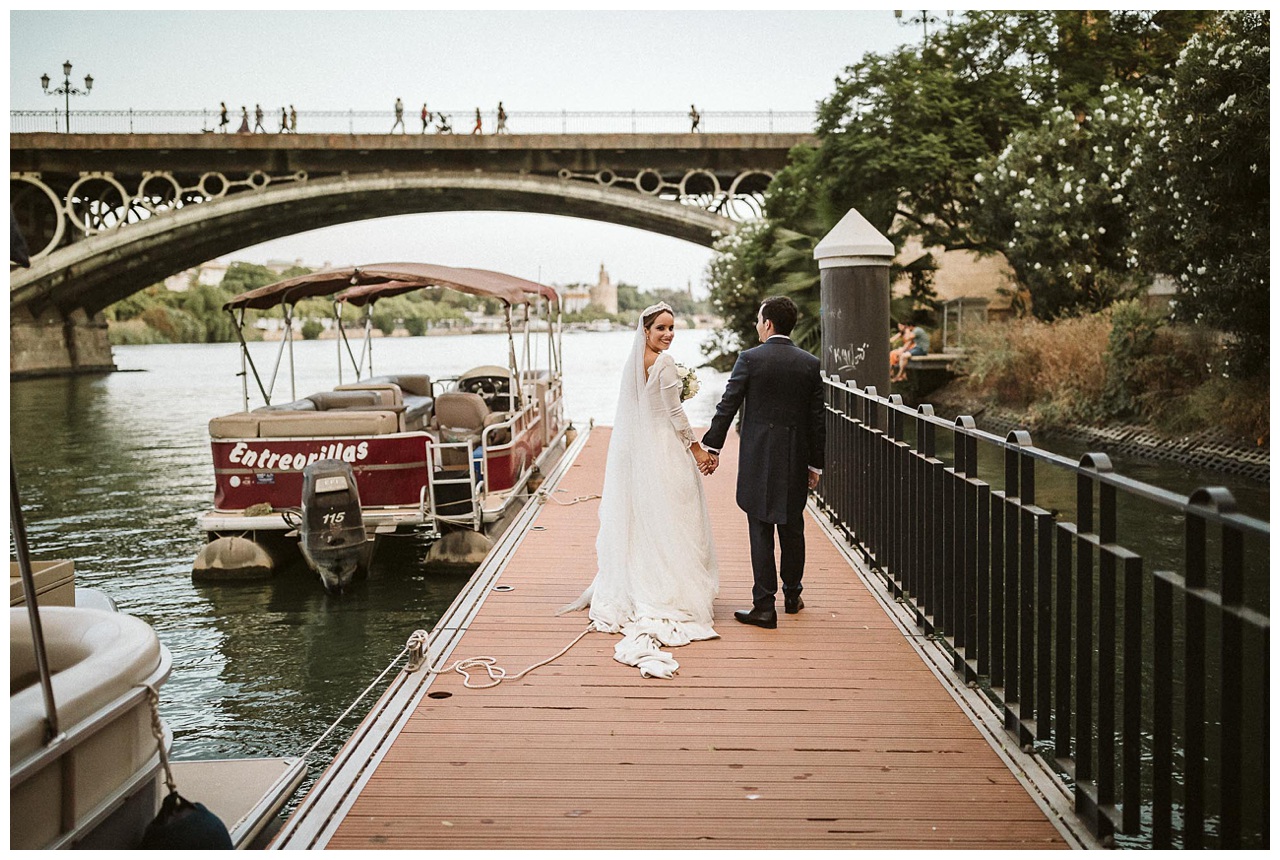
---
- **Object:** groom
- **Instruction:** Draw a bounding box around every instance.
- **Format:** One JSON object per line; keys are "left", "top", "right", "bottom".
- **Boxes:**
{"left": 702, "top": 296, "right": 826, "bottom": 629}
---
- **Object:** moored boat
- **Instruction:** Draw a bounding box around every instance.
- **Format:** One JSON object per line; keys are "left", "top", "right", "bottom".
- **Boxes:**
{"left": 10, "top": 467, "right": 305, "bottom": 849}
{"left": 193, "top": 263, "right": 567, "bottom": 591}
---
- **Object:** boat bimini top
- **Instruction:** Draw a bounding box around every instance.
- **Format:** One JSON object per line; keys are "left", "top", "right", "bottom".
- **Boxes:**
{"left": 220, "top": 262, "right": 561, "bottom": 411}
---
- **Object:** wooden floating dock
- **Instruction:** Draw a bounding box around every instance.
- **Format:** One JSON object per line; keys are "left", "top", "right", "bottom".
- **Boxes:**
{"left": 275, "top": 426, "right": 1085, "bottom": 850}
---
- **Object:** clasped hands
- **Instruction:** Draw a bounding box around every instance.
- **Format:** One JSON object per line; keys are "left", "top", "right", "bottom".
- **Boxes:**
{"left": 693, "top": 447, "right": 718, "bottom": 476}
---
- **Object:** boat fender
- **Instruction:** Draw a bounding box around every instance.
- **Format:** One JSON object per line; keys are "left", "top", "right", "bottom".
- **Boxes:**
{"left": 140, "top": 790, "right": 232, "bottom": 850}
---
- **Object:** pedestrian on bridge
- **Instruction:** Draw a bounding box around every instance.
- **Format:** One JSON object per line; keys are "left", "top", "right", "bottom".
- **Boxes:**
{"left": 689, "top": 104, "right": 701, "bottom": 133}
{"left": 471, "top": 107, "right": 483, "bottom": 135}
{"left": 496, "top": 101, "right": 508, "bottom": 134}
{"left": 420, "top": 102, "right": 431, "bottom": 133}
{"left": 218, "top": 102, "right": 229, "bottom": 133}
{"left": 289, "top": 105, "right": 297, "bottom": 133}
{"left": 253, "top": 104, "right": 266, "bottom": 133}
{"left": 391, "top": 98, "right": 405, "bottom": 133}
{"left": 237, "top": 106, "right": 250, "bottom": 133}
{"left": 279, "top": 107, "right": 289, "bottom": 133}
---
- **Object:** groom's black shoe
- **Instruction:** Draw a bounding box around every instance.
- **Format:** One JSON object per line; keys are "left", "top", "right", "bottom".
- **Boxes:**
{"left": 734, "top": 607, "right": 778, "bottom": 629}
{"left": 785, "top": 595, "right": 804, "bottom": 614}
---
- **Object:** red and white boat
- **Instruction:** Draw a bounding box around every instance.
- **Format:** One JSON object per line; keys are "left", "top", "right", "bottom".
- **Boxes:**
{"left": 193, "top": 263, "right": 567, "bottom": 590}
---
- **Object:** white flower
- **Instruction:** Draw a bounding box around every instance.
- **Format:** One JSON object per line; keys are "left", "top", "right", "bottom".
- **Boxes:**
{"left": 1098, "top": 227, "right": 1107, "bottom": 234}
{"left": 1084, "top": 265, "right": 1092, "bottom": 274}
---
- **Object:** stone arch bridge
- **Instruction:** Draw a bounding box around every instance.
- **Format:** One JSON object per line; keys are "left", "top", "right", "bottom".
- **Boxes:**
{"left": 10, "top": 130, "right": 812, "bottom": 376}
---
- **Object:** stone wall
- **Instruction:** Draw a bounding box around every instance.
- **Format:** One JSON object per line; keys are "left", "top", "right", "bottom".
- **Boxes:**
{"left": 10, "top": 305, "right": 116, "bottom": 378}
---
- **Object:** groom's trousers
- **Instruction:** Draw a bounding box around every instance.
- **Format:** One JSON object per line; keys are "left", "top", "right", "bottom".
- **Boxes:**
{"left": 747, "top": 513, "right": 805, "bottom": 610}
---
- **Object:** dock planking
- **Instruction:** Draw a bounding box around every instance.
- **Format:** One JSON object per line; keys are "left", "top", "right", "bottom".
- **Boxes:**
{"left": 319, "top": 427, "right": 1070, "bottom": 850}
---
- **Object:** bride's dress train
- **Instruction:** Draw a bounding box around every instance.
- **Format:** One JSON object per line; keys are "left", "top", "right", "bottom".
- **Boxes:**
{"left": 560, "top": 329, "right": 719, "bottom": 679}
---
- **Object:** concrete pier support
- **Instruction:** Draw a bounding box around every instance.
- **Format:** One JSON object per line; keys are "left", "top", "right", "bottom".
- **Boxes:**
{"left": 10, "top": 305, "right": 116, "bottom": 378}
{"left": 813, "top": 208, "right": 895, "bottom": 393}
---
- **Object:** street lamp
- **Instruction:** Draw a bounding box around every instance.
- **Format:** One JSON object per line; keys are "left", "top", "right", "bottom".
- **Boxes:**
{"left": 894, "top": 10, "right": 953, "bottom": 44}
{"left": 41, "top": 60, "right": 93, "bottom": 133}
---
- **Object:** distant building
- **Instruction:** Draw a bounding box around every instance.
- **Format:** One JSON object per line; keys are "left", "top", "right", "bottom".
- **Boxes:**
{"left": 561, "top": 284, "right": 593, "bottom": 314}
{"left": 590, "top": 264, "right": 618, "bottom": 315}
{"left": 162, "top": 258, "right": 230, "bottom": 291}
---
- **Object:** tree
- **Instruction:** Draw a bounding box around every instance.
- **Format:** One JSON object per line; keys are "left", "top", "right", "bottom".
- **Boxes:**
{"left": 177, "top": 283, "right": 241, "bottom": 342}
{"left": 300, "top": 319, "right": 324, "bottom": 340}
{"left": 1132, "top": 10, "right": 1269, "bottom": 377}
{"left": 971, "top": 87, "right": 1155, "bottom": 319}
{"left": 219, "top": 262, "right": 279, "bottom": 294}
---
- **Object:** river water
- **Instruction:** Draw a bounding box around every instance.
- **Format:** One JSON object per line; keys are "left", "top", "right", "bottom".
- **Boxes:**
{"left": 10, "top": 330, "right": 1268, "bottom": 833}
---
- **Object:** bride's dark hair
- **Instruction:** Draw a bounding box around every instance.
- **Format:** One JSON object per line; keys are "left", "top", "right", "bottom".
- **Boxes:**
{"left": 642, "top": 304, "right": 674, "bottom": 329}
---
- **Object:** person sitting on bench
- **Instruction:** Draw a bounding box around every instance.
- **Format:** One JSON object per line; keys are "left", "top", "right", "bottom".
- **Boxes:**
{"left": 891, "top": 321, "right": 930, "bottom": 382}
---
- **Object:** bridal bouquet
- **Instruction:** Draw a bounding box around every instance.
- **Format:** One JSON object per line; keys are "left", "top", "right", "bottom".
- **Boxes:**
{"left": 675, "top": 363, "right": 700, "bottom": 402}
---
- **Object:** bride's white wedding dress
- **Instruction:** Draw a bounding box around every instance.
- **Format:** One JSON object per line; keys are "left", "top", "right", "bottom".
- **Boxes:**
{"left": 560, "top": 309, "right": 719, "bottom": 678}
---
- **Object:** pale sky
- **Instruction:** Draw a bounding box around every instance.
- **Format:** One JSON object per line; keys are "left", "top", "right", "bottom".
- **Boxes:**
{"left": 10, "top": 6, "right": 927, "bottom": 294}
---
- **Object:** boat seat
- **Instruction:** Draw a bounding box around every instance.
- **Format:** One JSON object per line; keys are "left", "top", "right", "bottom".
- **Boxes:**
{"left": 334, "top": 383, "right": 403, "bottom": 407}
{"left": 256, "top": 410, "right": 399, "bottom": 438}
{"left": 210, "top": 406, "right": 402, "bottom": 439}
{"left": 433, "top": 392, "right": 511, "bottom": 462}
{"left": 401, "top": 395, "right": 435, "bottom": 432}
{"left": 434, "top": 392, "right": 489, "bottom": 438}
{"left": 367, "top": 374, "right": 432, "bottom": 397}
{"left": 255, "top": 399, "right": 317, "bottom": 413}
{"left": 307, "top": 390, "right": 383, "bottom": 411}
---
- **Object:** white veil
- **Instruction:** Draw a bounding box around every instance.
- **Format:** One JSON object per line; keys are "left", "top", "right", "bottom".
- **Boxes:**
{"left": 561, "top": 302, "right": 673, "bottom": 614}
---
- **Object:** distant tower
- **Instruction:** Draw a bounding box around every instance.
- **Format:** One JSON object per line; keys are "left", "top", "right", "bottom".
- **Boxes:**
{"left": 686, "top": 278, "right": 693, "bottom": 299}
{"left": 590, "top": 263, "right": 618, "bottom": 315}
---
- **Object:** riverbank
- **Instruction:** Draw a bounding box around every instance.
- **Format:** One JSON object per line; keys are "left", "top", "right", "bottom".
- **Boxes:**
{"left": 922, "top": 378, "right": 1269, "bottom": 483}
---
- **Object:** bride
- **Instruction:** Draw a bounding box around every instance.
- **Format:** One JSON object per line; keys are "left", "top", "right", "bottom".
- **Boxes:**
{"left": 560, "top": 302, "right": 720, "bottom": 678}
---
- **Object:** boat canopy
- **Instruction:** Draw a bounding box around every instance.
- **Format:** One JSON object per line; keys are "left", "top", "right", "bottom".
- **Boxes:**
{"left": 224, "top": 263, "right": 552, "bottom": 311}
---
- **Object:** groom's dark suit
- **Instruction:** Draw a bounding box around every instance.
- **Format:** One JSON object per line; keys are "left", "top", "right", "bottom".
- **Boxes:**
{"left": 702, "top": 335, "right": 826, "bottom": 611}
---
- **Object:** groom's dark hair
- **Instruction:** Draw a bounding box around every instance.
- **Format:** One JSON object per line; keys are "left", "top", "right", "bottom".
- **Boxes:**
{"left": 760, "top": 296, "right": 798, "bottom": 335}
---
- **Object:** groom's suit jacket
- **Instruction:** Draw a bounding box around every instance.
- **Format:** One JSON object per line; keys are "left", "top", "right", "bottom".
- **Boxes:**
{"left": 702, "top": 336, "right": 826, "bottom": 525}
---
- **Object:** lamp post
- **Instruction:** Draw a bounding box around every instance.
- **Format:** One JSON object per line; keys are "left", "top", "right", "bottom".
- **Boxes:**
{"left": 41, "top": 60, "right": 93, "bottom": 133}
{"left": 893, "top": 10, "right": 952, "bottom": 44}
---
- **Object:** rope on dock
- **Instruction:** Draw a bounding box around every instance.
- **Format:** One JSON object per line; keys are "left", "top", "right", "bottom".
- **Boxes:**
{"left": 296, "top": 633, "right": 427, "bottom": 762}
{"left": 407, "top": 625, "right": 596, "bottom": 689}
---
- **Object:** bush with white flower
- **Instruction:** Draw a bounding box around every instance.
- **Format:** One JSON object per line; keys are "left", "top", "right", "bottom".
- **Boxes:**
{"left": 1131, "top": 10, "right": 1269, "bottom": 377}
{"left": 971, "top": 87, "right": 1155, "bottom": 319}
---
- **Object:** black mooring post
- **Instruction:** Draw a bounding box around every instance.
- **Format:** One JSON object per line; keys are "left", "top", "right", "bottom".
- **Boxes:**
{"left": 814, "top": 208, "right": 894, "bottom": 395}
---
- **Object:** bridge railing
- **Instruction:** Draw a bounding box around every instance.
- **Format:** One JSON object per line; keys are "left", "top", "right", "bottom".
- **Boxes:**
{"left": 815, "top": 374, "right": 1269, "bottom": 849}
{"left": 10, "top": 109, "right": 816, "bottom": 136}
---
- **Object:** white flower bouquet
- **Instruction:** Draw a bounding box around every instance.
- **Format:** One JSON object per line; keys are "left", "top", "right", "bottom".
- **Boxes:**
{"left": 675, "top": 363, "right": 700, "bottom": 402}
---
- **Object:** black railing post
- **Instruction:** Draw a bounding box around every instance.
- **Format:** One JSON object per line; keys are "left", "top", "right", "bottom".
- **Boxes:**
{"left": 1152, "top": 569, "right": 1175, "bottom": 848}
{"left": 1184, "top": 502, "right": 1208, "bottom": 848}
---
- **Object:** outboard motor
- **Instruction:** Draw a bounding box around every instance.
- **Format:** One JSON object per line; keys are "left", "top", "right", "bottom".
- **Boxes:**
{"left": 298, "top": 460, "right": 367, "bottom": 594}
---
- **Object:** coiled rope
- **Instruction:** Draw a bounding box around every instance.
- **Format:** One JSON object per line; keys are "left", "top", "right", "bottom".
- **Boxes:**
{"left": 407, "top": 625, "right": 596, "bottom": 688}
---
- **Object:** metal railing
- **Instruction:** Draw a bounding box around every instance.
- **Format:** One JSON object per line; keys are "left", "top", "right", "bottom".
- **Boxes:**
{"left": 815, "top": 374, "right": 1269, "bottom": 849}
{"left": 11, "top": 109, "right": 816, "bottom": 136}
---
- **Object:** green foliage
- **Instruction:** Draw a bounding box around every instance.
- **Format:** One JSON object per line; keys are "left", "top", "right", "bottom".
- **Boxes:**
{"left": 1101, "top": 299, "right": 1163, "bottom": 417}
{"left": 140, "top": 305, "right": 206, "bottom": 343}
{"left": 108, "top": 318, "right": 170, "bottom": 345}
{"left": 219, "top": 262, "right": 280, "bottom": 294}
{"left": 300, "top": 319, "right": 324, "bottom": 340}
{"left": 701, "top": 220, "right": 773, "bottom": 369}
{"left": 615, "top": 283, "right": 643, "bottom": 312}
{"left": 1132, "top": 10, "right": 1270, "bottom": 378}
{"left": 175, "top": 283, "right": 240, "bottom": 342}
